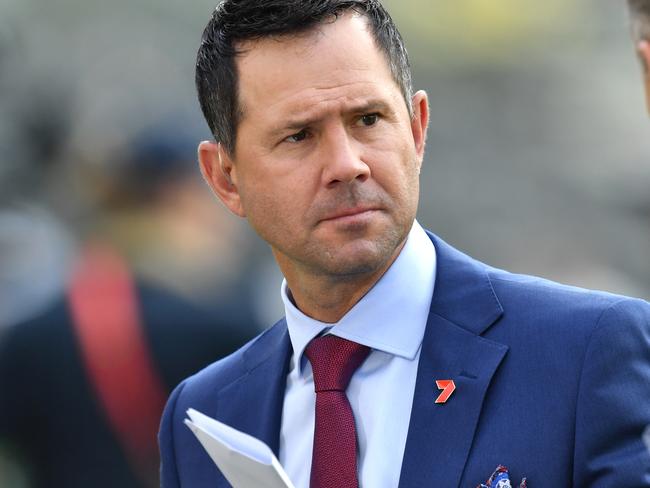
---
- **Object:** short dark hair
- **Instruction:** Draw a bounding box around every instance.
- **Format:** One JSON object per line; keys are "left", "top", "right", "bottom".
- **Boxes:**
{"left": 195, "top": 0, "right": 413, "bottom": 155}
{"left": 629, "top": 0, "right": 650, "bottom": 41}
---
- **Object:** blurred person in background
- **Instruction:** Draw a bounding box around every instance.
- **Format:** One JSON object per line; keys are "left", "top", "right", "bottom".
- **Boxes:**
{"left": 629, "top": 0, "right": 650, "bottom": 113}
{"left": 0, "top": 115, "right": 260, "bottom": 488}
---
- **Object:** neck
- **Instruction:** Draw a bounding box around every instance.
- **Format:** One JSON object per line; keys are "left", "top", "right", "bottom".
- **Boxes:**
{"left": 277, "top": 241, "right": 406, "bottom": 323}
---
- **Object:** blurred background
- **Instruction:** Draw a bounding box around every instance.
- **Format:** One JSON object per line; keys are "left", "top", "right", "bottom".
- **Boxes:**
{"left": 0, "top": 0, "right": 648, "bottom": 486}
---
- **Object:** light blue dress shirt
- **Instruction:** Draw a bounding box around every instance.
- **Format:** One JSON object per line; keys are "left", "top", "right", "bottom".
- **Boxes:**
{"left": 278, "top": 220, "right": 437, "bottom": 488}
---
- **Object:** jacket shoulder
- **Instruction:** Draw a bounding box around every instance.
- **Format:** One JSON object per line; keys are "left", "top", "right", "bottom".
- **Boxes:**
{"left": 488, "top": 266, "right": 649, "bottom": 327}
{"left": 177, "top": 318, "right": 288, "bottom": 404}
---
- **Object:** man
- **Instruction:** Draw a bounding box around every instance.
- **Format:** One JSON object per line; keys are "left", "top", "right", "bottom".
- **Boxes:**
{"left": 160, "top": 1, "right": 650, "bottom": 486}
{"left": 629, "top": 0, "right": 650, "bottom": 112}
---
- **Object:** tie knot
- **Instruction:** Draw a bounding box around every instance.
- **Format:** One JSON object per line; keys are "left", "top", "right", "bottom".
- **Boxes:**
{"left": 304, "top": 335, "right": 370, "bottom": 393}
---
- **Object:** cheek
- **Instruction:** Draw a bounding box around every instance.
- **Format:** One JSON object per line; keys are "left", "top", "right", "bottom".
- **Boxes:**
{"left": 366, "top": 139, "right": 419, "bottom": 187}
{"left": 238, "top": 176, "right": 308, "bottom": 236}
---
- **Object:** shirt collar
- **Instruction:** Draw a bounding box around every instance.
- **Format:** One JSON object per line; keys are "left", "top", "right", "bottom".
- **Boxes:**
{"left": 281, "top": 220, "right": 437, "bottom": 375}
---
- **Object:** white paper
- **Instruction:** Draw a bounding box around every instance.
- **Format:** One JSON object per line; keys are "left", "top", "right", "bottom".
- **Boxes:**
{"left": 184, "top": 408, "right": 295, "bottom": 488}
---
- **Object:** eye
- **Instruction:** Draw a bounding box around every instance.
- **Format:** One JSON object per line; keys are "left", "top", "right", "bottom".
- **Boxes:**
{"left": 285, "top": 129, "right": 308, "bottom": 143}
{"left": 360, "top": 113, "right": 379, "bottom": 126}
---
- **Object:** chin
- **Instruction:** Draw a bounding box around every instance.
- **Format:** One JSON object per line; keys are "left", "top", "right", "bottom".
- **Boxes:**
{"left": 316, "top": 238, "right": 402, "bottom": 279}
{"left": 325, "top": 258, "right": 382, "bottom": 279}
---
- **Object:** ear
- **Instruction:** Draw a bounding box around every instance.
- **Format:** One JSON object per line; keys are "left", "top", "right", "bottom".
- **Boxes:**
{"left": 637, "top": 40, "right": 650, "bottom": 114}
{"left": 410, "top": 90, "right": 429, "bottom": 172}
{"left": 198, "top": 141, "right": 246, "bottom": 217}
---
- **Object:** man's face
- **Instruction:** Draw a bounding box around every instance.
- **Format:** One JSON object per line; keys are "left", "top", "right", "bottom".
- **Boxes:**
{"left": 202, "top": 14, "right": 428, "bottom": 282}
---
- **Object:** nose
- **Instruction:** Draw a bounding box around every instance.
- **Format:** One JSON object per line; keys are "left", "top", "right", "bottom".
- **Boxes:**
{"left": 321, "top": 127, "right": 370, "bottom": 188}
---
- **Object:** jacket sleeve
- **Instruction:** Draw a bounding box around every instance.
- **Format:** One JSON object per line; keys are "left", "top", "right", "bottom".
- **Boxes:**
{"left": 573, "top": 298, "right": 650, "bottom": 486}
{"left": 159, "top": 379, "right": 187, "bottom": 488}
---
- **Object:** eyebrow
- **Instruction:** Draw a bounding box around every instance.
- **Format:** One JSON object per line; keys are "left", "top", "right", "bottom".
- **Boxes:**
{"left": 272, "top": 99, "right": 392, "bottom": 135}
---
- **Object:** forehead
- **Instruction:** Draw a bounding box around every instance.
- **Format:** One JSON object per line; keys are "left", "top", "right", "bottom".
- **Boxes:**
{"left": 234, "top": 14, "right": 401, "bottom": 123}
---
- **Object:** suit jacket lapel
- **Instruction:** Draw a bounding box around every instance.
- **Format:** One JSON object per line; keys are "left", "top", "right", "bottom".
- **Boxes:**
{"left": 398, "top": 234, "right": 509, "bottom": 487}
{"left": 214, "top": 320, "right": 292, "bottom": 457}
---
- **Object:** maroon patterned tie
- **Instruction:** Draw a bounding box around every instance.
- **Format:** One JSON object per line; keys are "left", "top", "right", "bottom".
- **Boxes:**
{"left": 304, "top": 335, "right": 371, "bottom": 488}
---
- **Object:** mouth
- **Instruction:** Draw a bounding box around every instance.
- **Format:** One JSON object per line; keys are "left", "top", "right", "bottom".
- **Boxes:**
{"left": 319, "top": 207, "right": 380, "bottom": 223}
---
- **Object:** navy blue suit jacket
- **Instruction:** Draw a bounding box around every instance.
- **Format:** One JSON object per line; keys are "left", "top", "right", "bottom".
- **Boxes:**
{"left": 159, "top": 232, "right": 650, "bottom": 487}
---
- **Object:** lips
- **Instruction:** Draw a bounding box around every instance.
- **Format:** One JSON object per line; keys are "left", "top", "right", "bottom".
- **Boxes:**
{"left": 319, "top": 207, "right": 379, "bottom": 222}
